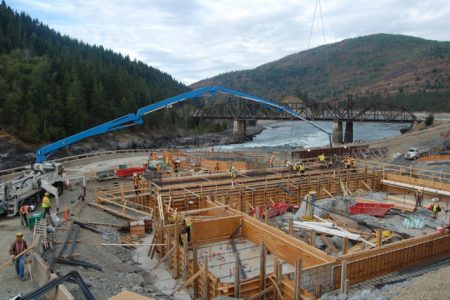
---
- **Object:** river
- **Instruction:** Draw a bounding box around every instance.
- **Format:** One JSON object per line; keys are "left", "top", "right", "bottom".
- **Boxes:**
{"left": 216, "top": 121, "right": 410, "bottom": 151}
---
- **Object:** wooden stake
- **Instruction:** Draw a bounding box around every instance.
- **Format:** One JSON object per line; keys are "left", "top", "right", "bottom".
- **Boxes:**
{"left": 273, "top": 258, "right": 279, "bottom": 300}
{"left": 193, "top": 246, "right": 198, "bottom": 297}
{"left": 259, "top": 242, "right": 266, "bottom": 300}
{"left": 183, "top": 234, "right": 188, "bottom": 281}
{"left": 340, "top": 259, "right": 348, "bottom": 295}
{"left": 288, "top": 219, "right": 294, "bottom": 236}
{"left": 342, "top": 237, "right": 349, "bottom": 255}
{"left": 174, "top": 216, "right": 180, "bottom": 278}
{"left": 265, "top": 208, "right": 269, "bottom": 224}
{"left": 203, "top": 256, "right": 209, "bottom": 300}
{"left": 310, "top": 230, "right": 316, "bottom": 247}
{"left": 376, "top": 229, "right": 382, "bottom": 248}
{"left": 294, "top": 258, "right": 302, "bottom": 300}
{"left": 234, "top": 252, "right": 241, "bottom": 298}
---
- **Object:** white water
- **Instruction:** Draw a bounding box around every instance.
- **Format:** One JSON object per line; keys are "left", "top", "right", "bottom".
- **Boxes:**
{"left": 216, "top": 121, "right": 409, "bottom": 151}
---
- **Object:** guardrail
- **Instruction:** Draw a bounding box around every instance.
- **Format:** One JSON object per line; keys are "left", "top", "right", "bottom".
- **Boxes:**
{"left": 358, "top": 160, "right": 450, "bottom": 185}
{"left": 0, "top": 149, "right": 155, "bottom": 177}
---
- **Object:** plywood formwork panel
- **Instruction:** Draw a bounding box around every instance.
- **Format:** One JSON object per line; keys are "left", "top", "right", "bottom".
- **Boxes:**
{"left": 191, "top": 215, "right": 242, "bottom": 244}
{"left": 241, "top": 215, "right": 334, "bottom": 267}
{"left": 333, "top": 233, "right": 450, "bottom": 288}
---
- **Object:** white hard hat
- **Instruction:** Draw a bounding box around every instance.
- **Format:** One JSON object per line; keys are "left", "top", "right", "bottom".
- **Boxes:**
{"left": 30, "top": 205, "right": 35, "bottom": 210}
{"left": 432, "top": 198, "right": 439, "bottom": 203}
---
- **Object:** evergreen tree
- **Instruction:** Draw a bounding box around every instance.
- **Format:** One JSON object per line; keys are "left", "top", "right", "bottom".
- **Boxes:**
{"left": 0, "top": 2, "right": 188, "bottom": 144}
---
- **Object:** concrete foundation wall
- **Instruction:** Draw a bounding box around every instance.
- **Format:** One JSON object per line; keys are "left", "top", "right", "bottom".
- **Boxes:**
{"left": 30, "top": 252, "right": 75, "bottom": 300}
{"left": 31, "top": 253, "right": 52, "bottom": 286}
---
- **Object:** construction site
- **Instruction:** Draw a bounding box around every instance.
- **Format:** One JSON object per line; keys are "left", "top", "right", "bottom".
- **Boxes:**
{"left": 0, "top": 86, "right": 448, "bottom": 300}
{"left": 1, "top": 126, "right": 450, "bottom": 300}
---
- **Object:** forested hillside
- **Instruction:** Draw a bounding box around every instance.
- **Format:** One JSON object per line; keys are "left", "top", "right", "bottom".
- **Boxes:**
{"left": 193, "top": 34, "right": 450, "bottom": 112}
{"left": 0, "top": 1, "right": 189, "bottom": 144}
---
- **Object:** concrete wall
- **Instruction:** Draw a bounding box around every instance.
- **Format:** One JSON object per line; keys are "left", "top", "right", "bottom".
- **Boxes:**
{"left": 30, "top": 252, "right": 75, "bottom": 300}
{"left": 31, "top": 253, "right": 52, "bottom": 286}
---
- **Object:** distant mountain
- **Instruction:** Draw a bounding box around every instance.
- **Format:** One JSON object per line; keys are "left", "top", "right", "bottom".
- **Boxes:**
{"left": 0, "top": 1, "right": 188, "bottom": 144}
{"left": 192, "top": 34, "right": 450, "bottom": 111}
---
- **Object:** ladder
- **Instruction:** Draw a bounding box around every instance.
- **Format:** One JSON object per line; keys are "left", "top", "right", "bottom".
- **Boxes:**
{"left": 33, "top": 218, "right": 47, "bottom": 242}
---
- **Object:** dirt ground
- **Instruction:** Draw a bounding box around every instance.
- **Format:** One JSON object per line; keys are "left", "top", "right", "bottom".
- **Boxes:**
{"left": 0, "top": 174, "right": 190, "bottom": 300}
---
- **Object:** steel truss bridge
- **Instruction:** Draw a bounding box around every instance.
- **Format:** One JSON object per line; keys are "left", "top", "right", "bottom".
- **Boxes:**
{"left": 191, "top": 95, "right": 417, "bottom": 123}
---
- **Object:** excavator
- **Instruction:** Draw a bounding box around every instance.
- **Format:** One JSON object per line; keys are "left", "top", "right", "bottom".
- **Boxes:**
{"left": 1, "top": 86, "right": 331, "bottom": 216}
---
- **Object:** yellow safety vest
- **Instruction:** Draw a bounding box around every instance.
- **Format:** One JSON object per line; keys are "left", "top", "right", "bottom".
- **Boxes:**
{"left": 319, "top": 155, "right": 325, "bottom": 162}
{"left": 42, "top": 196, "right": 51, "bottom": 208}
{"left": 299, "top": 164, "right": 305, "bottom": 171}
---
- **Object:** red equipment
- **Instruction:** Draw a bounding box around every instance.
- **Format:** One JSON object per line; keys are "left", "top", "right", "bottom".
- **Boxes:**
{"left": 350, "top": 203, "right": 394, "bottom": 217}
{"left": 115, "top": 167, "right": 145, "bottom": 177}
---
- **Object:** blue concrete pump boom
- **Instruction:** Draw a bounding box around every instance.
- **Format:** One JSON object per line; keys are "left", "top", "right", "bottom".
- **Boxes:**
{"left": 35, "top": 86, "right": 332, "bottom": 163}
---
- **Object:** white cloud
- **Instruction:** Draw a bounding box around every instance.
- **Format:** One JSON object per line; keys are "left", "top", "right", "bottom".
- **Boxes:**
{"left": 8, "top": 0, "right": 450, "bottom": 84}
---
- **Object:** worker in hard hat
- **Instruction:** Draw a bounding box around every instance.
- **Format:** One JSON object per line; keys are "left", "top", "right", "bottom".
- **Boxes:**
{"left": 285, "top": 160, "right": 293, "bottom": 172}
{"left": 133, "top": 173, "right": 141, "bottom": 195}
{"left": 428, "top": 198, "right": 442, "bottom": 218}
{"left": 318, "top": 153, "right": 327, "bottom": 168}
{"left": 41, "top": 192, "right": 52, "bottom": 219}
{"left": 268, "top": 154, "right": 275, "bottom": 168}
{"left": 342, "top": 156, "right": 352, "bottom": 169}
{"left": 167, "top": 211, "right": 176, "bottom": 224}
{"left": 230, "top": 166, "right": 238, "bottom": 187}
{"left": 19, "top": 203, "right": 34, "bottom": 228}
{"left": 9, "top": 232, "right": 28, "bottom": 281}
{"left": 180, "top": 217, "right": 192, "bottom": 243}
{"left": 298, "top": 161, "right": 305, "bottom": 175}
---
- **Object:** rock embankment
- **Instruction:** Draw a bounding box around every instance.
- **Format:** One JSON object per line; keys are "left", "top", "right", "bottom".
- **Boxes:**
{"left": 0, "top": 125, "right": 264, "bottom": 170}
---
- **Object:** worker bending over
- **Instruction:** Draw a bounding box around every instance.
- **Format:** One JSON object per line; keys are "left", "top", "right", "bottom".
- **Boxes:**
{"left": 41, "top": 192, "right": 51, "bottom": 219}
{"left": 285, "top": 160, "right": 293, "bottom": 172}
{"left": 429, "top": 198, "right": 442, "bottom": 219}
{"left": 9, "top": 232, "right": 28, "bottom": 281}
{"left": 19, "top": 204, "right": 34, "bottom": 228}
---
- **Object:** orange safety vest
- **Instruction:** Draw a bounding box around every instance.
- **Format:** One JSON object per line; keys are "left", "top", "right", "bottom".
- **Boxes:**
{"left": 19, "top": 205, "right": 30, "bottom": 215}
{"left": 15, "top": 240, "right": 25, "bottom": 255}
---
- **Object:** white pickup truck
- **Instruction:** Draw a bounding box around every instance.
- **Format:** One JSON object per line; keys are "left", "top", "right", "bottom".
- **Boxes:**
{"left": 404, "top": 147, "right": 430, "bottom": 160}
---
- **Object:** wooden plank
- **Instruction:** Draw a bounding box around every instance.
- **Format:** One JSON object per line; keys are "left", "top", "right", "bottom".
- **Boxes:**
{"left": 259, "top": 242, "right": 266, "bottom": 300}
{"left": 179, "top": 205, "right": 229, "bottom": 215}
{"left": 176, "top": 267, "right": 204, "bottom": 292}
{"left": 294, "top": 258, "right": 302, "bottom": 300}
{"left": 88, "top": 203, "right": 137, "bottom": 220}
{"left": 320, "top": 234, "right": 338, "bottom": 253}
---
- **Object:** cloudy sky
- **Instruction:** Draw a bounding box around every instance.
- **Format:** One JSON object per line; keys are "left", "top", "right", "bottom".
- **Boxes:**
{"left": 7, "top": 0, "right": 450, "bottom": 84}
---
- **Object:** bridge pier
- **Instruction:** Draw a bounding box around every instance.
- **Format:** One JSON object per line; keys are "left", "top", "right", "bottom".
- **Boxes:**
{"left": 332, "top": 121, "right": 343, "bottom": 144}
{"left": 233, "top": 120, "right": 246, "bottom": 136}
{"left": 344, "top": 121, "right": 353, "bottom": 144}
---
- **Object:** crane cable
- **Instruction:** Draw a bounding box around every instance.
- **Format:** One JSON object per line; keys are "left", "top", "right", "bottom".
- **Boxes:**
{"left": 287, "top": 0, "right": 331, "bottom": 158}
